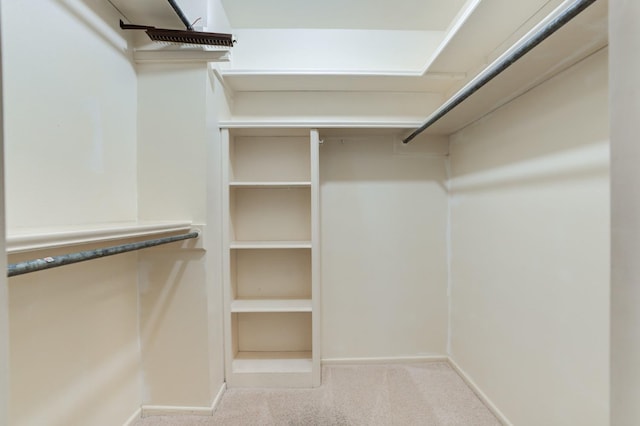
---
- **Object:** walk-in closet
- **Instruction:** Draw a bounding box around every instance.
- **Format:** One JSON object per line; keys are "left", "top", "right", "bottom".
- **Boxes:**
{"left": 0, "top": 0, "right": 637, "bottom": 425}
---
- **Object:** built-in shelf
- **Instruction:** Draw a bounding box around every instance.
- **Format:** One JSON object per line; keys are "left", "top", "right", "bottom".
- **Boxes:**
{"left": 231, "top": 249, "right": 311, "bottom": 300}
{"left": 229, "top": 136, "right": 311, "bottom": 182}
{"left": 6, "top": 221, "right": 194, "bottom": 254}
{"left": 230, "top": 181, "right": 312, "bottom": 188}
{"left": 230, "top": 186, "right": 311, "bottom": 241}
{"left": 132, "top": 46, "right": 230, "bottom": 64}
{"left": 218, "top": 71, "right": 466, "bottom": 93}
{"left": 223, "top": 128, "right": 320, "bottom": 388}
{"left": 232, "top": 352, "right": 313, "bottom": 373}
{"left": 230, "top": 241, "right": 312, "bottom": 249}
{"left": 231, "top": 299, "right": 312, "bottom": 313}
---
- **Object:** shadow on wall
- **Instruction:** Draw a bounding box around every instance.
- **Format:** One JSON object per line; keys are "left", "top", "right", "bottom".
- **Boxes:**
{"left": 53, "top": 0, "right": 131, "bottom": 57}
{"left": 449, "top": 48, "right": 609, "bottom": 181}
{"left": 138, "top": 250, "right": 203, "bottom": 349}
{"left": 320, "top": 136, "right": 448, "bottom": 185}
{"left": 137, "top": 248, "right": 211, "bottom": 406}
{"left": 449, "top": 142, "right": 608, "bottom": 196}
{"left": 8, "top": 249, "right": 140, "bottom": 425}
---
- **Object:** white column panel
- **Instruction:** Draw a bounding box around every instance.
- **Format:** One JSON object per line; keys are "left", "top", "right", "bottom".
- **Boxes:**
{"left": 204, "top": 60, "right": 227, "bottom": 403}
{"left": 137, "top": 64, "right": 207, "bottom": 223}
{"left": 137, "top": 63, "right": 223, "bottom": 406}
{"left": 0, "top": 4, "right": 8, "bottom": 423}
{"left": 610, "top": 0, "right": 640, "bottom": 424}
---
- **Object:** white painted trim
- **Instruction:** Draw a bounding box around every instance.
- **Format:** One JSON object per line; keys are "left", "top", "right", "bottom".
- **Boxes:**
{"left": 221, "top": 69, "right": 465, "bottom": 79}
{"left": 6, "top": 221, "right": 193, "bottom": 254}
{"left": 322, "top": 355, "right": 448, "bottom": 365}
{"left": 220, "top": 128, "right": 235, "bottom": 390}
{"left": 219, "top": 121, "right": 424, "bottom": 129}
{"left": 141, "top": 383, "right": 227, "bottom": 418}
{"left": 447, "top": 357, "right": 513, "bottom": 426}
{"left": 141, "top": 405, "right": 213, "bottom": 417}
{"left": 122, "top": 407, "right": 142, "bottom": 426}
{"left": 310, "top": 130, "right": 321, "bottom": 387}
{"left": 133, "top": 48, "right": 230, "bottom": 64}
{"left": 445, "top": 156, "right": 453, "bottom": 355}
{"left": 209, "top": 64, "right": 236, "bottom": 99}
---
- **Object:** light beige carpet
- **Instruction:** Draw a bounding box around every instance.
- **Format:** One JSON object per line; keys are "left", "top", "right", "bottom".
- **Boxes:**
{"left": 134, "top": 362, "right": 501, "bottom": 425}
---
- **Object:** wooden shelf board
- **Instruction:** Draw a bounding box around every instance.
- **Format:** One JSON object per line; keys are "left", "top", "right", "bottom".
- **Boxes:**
{"left": 219, "top": 71, "right": 464, "bottom": 93}
{"left": 133, "top": 47, "right": 230, "bottom": 64}
{"left": 230, "top": 181, "right": 311, "bottom": 188}
{"left": 231, "top": 299, "right": 312, "bottom": 313}
{"left": 230, "top": 241, "right": 312, "bottom": 249}
{"left": 6, "top": 221, "right": 194, "bottom": 254}
{"left": 233, "top": 352, "right": 313, "bottom": 373}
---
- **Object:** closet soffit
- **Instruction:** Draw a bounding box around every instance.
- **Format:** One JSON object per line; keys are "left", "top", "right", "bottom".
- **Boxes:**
{"left": 109, "top": 0, "right": 608, "bottom": 134}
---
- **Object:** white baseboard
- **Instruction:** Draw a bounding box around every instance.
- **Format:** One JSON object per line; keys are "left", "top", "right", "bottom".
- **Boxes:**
{"left": 447, "top": 357, "right": 513, "bottom": 426}
{"left": 322, "top": 355, "right": 448, "bottom": 365}
{"left": 141, "top": 404, "right": 213, "bottom": 417}
{"left": 141, "top": 382, "right": 227, "bottom": 418}
{"left": 211, "top": 382, "right": 227, "bottom": 412}
{"left": 122, "top": 407, "right": 142, "bottom": 426}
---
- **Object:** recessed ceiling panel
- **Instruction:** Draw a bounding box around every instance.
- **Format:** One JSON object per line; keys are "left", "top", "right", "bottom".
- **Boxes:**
{"left": 108, "top": 0, "right": 187, "bottom": 28}
{"left": 220, "top": 0, "right": 468, "bottom": 30}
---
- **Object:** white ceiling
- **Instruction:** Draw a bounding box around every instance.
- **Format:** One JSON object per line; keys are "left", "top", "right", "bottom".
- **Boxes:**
{"left": 220, "top": 0, "right": 467, "bottom": 31}
{"left": 110, "top": 0, "right": 468, "bottom": 31}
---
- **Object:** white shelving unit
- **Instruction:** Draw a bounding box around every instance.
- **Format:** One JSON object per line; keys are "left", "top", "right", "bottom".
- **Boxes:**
{"left": 221, "top": 128, "right": 320, "bottom": 388}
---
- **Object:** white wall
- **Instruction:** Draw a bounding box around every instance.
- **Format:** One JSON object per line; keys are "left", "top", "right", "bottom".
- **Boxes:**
{"left": 230, "top": 29, "right": 444, "bottom": 72}
{"left": 610, "top": 0, "right": 640, "bottom": 424}
{"left": 2, "top": 0, "right": 137, "bottom": 229}
{"left": 1, "top": 1, "right": 141, "bottom": 424}
{"left": 320, "top": 135, "right": 449, "bottom": 360}
{"left": 449, "top": 49, "right": 609, "bottom": 425}
{"left": 208, "top": 0, "right": 232, "bottom": 34}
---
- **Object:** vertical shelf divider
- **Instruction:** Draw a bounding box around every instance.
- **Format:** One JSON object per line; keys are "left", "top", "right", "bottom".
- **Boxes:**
{"left": 221, "top": 128, "right": 234, "bottom": 386}
{"left": 310, "top": 129, "right": 321, "bottom": 387}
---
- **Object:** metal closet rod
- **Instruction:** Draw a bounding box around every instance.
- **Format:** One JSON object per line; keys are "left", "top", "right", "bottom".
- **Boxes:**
{"left": 402, "top": 0, "right": 598, "bottom": 144}
{"left": 7, "top": 231, "right": 199, "bottom": 277}
{"left": 167, "top": 0, "right": 194, "bottom": 31}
